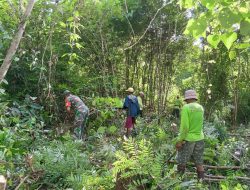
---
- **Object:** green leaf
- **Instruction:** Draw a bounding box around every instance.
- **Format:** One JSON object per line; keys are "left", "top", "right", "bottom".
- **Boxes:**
{"left": 184, "top": 15, "right": 207, "bottom": 38}
{"left": 229, "top": 50, "right": 236, "bottom": 60}
{"left": 75, "top": 43, "right": 83, "bottom": 49}
{"left": 218, "top": 8, "right": 242, "bottom": 29}
{"left": 2, "top": 79, "right": 8, "bottom": 85}
{"left": 221, "top": 32, "right": 237, "bottom": 50}
{"left": 179, "top": 0, "right": 194, "bottom": 8}
{"left": 0, "top": 88, "right": 5, "bottom": 94}
{"left": 240, "top": 18, "right": 250, "bottom": 36}
{"left": 67, "top": 17, "right": 74, "bottom": 22}
{"left": 97, "top": 127, "right": 106, "bottom": 134}
{"left": 235, "top": 43, "right": 250, "bottom": 49}
{"left": 183, "top": 19, "right": 195, "bottom": 35}
{"left": 207, "top": 34, "right": 220, "bottom": 48}
{"left": 59, "top": 22, "right": 67, "bottom": 28}
{"left": 192, "top": 15, "right": 207, "bottom": 38}
{"left": 238, "top": 2, "right": 250, "bottom": 17}
{"left": 108, "top": 125, "right": 117, "bottom": 134}
{"left": 201, "top": 0, "right": 215, "bottom": 10}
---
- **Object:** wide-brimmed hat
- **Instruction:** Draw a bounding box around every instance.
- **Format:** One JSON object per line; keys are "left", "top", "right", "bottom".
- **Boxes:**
{"left": 184, "top": 90, "right": 197, "bottom": 100}
{"left": 125, "top": 87, "right": 134, "bottom": 93}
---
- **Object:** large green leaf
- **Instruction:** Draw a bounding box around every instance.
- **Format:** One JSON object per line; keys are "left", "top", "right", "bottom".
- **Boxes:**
{"left": 201, "top": 0, "right": 216, "bottom": 10}
{"left": 183, "top": 19, "right": 195, "bottom": 36}
{"left": 218, "top": 8, "right": 242, "bottom": 29}
{"left": 221, "top": 32, "right": 237, "bottom": 50}
{"left": 184, "top": 15, "right": 207, "bottom": 38}
{"left": 240, "top": 18, "right": 250, "bottom": 36}
{"left": 238, "top": 2, "right": 250, "bottom": 17}
{"left": 235, "top": 43, "right": 250, "bottom": 49}
{"left": 179, "top": 0, "right": 194, "bottom": 8}
{"left": 207, "top": 34, "right": 220, "bottom": 48}
{"left": 229, "top": 50, "right": 236, "bottom": 60}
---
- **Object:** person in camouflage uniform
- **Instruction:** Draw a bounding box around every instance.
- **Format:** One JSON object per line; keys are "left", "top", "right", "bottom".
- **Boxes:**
{"left": 175, "top": 90, "right": 205, "bottom": 181}
{"left": 64, "top": 90, "right": 89, "bottom": 140}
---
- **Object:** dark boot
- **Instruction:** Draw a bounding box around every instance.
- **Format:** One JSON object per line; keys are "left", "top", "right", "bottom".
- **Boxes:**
{"left": 177, "top": 164, "right": 186, "bottom": 175}
{"left": 197, "top": 170, "right": 205, "bottom": 181}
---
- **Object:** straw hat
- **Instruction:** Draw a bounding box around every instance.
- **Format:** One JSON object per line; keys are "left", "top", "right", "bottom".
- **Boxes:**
{"left": 125, "top": 87, "right": 134, "bottom": 93}
{"left": 184, "top": 90, "right": 197, "bottom": 100}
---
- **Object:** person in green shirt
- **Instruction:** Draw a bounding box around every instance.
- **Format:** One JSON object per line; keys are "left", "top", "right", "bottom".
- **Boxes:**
{"left": 137, "top": 91, "right": 144, "bottom": 117}
{"left": 175, "top": 89, "right": 205, "bottom": 181}
{"left": 172, "top": 95, "right": 182, "bottom": 119}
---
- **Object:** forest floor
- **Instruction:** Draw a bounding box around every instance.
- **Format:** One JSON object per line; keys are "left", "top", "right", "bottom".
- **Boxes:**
{"left": 0, "top": 98, "right": 250, "bottom": 190}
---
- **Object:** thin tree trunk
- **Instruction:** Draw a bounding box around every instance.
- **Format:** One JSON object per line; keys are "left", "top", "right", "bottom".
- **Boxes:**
{"left": 125, "top": 49, "right": 130, "bottom": 87}
{"left": 0, "top": 0, "right": 35, "bottom": 83}
{"left": 232, "top": 52, "right": 241, "bottom": 129}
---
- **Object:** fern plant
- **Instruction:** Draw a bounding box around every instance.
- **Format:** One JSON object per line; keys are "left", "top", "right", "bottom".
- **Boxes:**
{"left": 32, "top": 137, "right": 92, "bottom": 189}
{"left": 112, "top": 138, "right": 176, "bottom": 190}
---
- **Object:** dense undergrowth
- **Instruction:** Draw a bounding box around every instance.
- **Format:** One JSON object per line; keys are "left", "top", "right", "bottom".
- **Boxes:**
{"left": 0, "top": 97, "right": 250, "bottom": 190}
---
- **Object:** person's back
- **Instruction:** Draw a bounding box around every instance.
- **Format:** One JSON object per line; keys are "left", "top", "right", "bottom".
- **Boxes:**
{"left": 124, "top": 94, "right": 139, "bottom": 117}
{"left": 137, "top": 96, "right": 143, "bottom": 110}
{"left": 123, "top": 87, "right": 140, "bottom": 137}
{"left": 137, "top": 91, "right": 144, "bottom": 117}
{"left": 66, "top": 94, "right": 88, "bottom": 112}
{"left": 64, "top": 91, "right": 89, "bottom": 140}
{"left": 181, "top": 102, "right": 204, "bottom": 141}
{"left": 175, "top": 90, "right": 205, "bottom": 181}
{"left": 172, "top": 96, "right": 182, "bottom": 119}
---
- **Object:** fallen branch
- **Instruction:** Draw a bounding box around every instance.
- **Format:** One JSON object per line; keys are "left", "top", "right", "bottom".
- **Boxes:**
{"left": 203, "top": 178, "right": 223, "bottom": 182}
{"left": 14, "top": 175, "right": 29, "bottom": 190}
{"left": 187, "top": 172, "right": 250, "bottom": 181}
{"left": 167, "top": 160, "right": 249, "bottom": 170}
{"left": 0, "top": 160, "right": 7, "bottom": 164}
{"left": 228, "top": 133, "right": 250, "bottom": 137}
{"left": 204, "top": 165, "right": 243, "bottom": 170}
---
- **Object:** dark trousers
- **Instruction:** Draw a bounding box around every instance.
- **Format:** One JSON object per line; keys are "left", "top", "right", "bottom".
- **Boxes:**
{"left": 172, "top": 108, "right": 180, "bottom": 119}
{"left": 139, "top": 110, "right": 143, "bottom": 117}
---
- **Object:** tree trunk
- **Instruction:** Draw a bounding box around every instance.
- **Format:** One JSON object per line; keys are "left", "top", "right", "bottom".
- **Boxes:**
{"left": 0, "top": 0, "right": 36, "bottom": 83}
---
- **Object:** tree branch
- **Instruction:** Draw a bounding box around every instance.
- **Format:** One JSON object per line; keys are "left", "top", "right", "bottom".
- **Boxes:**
{"left": 124, "top": 0, "right": 174, "bottom": 50}
{"left": 0, "top": 0, "right": 36, "bottom": 84}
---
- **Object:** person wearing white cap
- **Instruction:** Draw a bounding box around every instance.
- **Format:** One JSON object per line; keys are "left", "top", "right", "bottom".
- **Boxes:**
{"left": 123, "top": 87, "right": 140, "bottom": 137}
{"left": 175, "top": 89, "right": 205, "bottom": 181}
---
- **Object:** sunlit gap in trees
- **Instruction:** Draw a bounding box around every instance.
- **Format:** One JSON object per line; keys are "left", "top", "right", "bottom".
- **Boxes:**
{"left": 193, "top": 37, "right": 204, "bottom": 49}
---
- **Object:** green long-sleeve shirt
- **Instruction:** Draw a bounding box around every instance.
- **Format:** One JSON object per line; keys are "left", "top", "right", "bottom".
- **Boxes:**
{"left": 174, "top": 99, "right": 182, "bottom": 109}
{"left": 177, "top": 102, "right": 204, "bottom": 142}
{"left": 137, "top": 96, "right": 143, "bottom": 110}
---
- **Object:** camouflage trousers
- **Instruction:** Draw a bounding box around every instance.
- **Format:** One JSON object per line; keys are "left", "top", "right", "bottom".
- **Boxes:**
{"left": 74, "top": 108, "right": 89, "bottom": 140}
{"left": 177, "top": 140, "right": 204, "bottom": 165}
